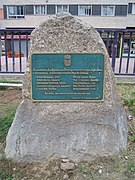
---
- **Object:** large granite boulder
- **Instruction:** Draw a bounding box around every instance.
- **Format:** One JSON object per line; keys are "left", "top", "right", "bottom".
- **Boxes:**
{"left": 5, "top": 13, "right": 127, "bottom": 162}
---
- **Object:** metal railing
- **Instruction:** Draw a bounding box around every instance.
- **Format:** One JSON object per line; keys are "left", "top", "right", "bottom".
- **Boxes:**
{"left": 97, "top": 28, "right": 135, "bottom": 76}
{"left": 0, "top": 28, "right": 135, "bottom": 76}
{"left": 0, "top": 29, "right": 33, "bottom": 73}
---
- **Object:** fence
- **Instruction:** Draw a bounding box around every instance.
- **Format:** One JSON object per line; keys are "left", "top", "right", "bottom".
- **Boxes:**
{"left": 0, "top": 29, "right": 32, "bottom": 73}
{"left": 97, "top": 28, "right": 135, "bottom": 76}
{"left": 0, "top": 28, "right": 135, "bottom": 76}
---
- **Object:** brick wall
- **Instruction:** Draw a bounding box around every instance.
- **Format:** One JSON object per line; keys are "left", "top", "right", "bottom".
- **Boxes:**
{"left": 0, "top": 9, "right": 3, "bottom": 19}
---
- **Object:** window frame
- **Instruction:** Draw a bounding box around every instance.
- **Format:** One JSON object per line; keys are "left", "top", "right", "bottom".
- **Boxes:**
{"left": 7, "top": 5, "right": 25, "bottom": 19}
{"left": 34, "top": 5, "right": 47, "bottom": 15}
{"left": 55, "top": 5, "right": 69, "bottom": 14}
{"left": 101, "top": 5, "right": 115, "bottom": 16}
{"left": 78, "top": 5, "right": 92, "bottom": 16}
{"left": 132, "top": 3, "right": 135, "bottom": 14}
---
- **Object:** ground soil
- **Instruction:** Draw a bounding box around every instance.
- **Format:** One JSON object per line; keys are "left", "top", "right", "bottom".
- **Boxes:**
{"left": 0, "top": 88, "right": 22, "bottom": 117}
{"left": 0, "top": 88, "right": 22, "bottom": 105}
{"left": 0, "top": 86, "right": 135, "bottom": 180}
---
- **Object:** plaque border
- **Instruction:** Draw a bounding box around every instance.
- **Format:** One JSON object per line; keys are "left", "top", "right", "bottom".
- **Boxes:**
{"left": 30, "top": 52, "right": 105, "bottom": 102}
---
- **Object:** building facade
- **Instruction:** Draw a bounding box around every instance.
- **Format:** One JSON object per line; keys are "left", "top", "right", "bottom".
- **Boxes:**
{"left": 0, "top": 0, "right": 135, "bottom": 29}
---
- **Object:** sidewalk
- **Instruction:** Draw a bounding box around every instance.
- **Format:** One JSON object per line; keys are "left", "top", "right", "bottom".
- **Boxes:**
{"left": 115, "top": 75, "right": 135, "bottom": 84}
{"left": 0, "top": 82, "right": 22, "bottom": 87}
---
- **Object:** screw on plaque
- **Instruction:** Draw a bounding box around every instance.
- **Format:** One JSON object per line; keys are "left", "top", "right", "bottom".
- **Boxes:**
{"left": 64, "top": 55, "right": 71, "bottom": 66}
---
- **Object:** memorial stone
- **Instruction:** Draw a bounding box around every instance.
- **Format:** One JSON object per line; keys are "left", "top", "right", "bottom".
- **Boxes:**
{"left": 5, "top": 13, "right": 128, "bottom": 162}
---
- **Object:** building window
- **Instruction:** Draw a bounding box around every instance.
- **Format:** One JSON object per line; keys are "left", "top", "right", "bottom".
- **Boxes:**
{"left": 78, "top": 5, "right": 91, "bottom": 16}
{"left": 34, "top": 5, "right": 46, "bottom": 14}
{"left": 7, "top": 6, "right": 24, "bottom": 19}
{"left": 56, "top": 5, "right": 69, "bottom": 13}
{"left": 101, "top": 5, "right": 115, "bottom": 16}
{"left": 132, "top": 3, "right": 135, "bottom": 14}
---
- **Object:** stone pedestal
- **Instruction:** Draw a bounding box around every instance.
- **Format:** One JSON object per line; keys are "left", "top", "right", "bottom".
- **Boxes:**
{"left": 5, "top": 13, "right": 127, "bottom": 162}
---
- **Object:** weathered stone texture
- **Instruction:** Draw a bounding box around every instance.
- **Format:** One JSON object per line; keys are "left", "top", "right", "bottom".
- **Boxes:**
{"left": 5, "top": 13, "right": 127, "bottom": 162}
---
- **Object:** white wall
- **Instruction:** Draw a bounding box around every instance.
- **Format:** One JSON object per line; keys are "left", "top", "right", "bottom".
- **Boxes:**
{"left": 0, "top": 15, "right": 130, "bottom": 29}
{"left": 0, "top": 0, "right": 3, "bottom": 8}
{"left": 2, "top": 0, "right": 132, "bottom": 5}
{"left": 1, "top": 0, "right": 135, "bottom": 29}
{"left": 127, "top": 14, "right": 135, "bottom": 27}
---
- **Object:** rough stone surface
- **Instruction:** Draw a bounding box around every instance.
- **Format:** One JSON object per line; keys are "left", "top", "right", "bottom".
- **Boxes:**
{"left": 63, "top": 174, "right": 69, "bottom": 180}
{"left": 60, "top": 162, "right": 75, "bottom": 171}
{"left": 62, "top": 159, "right": 70, "bottom": 163}
{"left": 5, "top": 13, "right": 128, "bottom": 162}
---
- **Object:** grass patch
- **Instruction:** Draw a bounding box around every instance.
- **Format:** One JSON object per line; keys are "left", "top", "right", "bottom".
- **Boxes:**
{"left": 117, "top": 84, "right": 135, "bottom": 100}
{"left": 0, "top": 105, "right": 17, "bottom": 143}
{"left": 0, "top": 157, "right": 23, "bottom": 179}
{"left": 118, "top": 84, "right": 135, "bottom": 115}
{"left": 129, "top": 134, "right": 135, "bottom": 142}
{"left": 128, "top": 164, "right": 135, "bottom": 172}
{"left": 0, "top": 105, "right": 20, "bottom": 179}
{"left": 0, "top": 84, "right": 134, "bottom": 179}
{"left": 123, "top": 99, "right": 135, "bottom": 115}
{"left": 0, "top": 78, "right": 22, "bottom": 84}
{"left": 79, "top": 165, "right": 89, "bottom": 173}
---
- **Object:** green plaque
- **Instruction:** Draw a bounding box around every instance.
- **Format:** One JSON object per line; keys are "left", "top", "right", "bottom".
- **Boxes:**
{"left": 31, "top": 53, "right": 104, "bottom": 101}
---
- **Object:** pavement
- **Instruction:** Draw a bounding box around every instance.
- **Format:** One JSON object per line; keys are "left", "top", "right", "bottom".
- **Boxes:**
{"left": 0, "top": 82, "right": 22, "bottom": 87}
